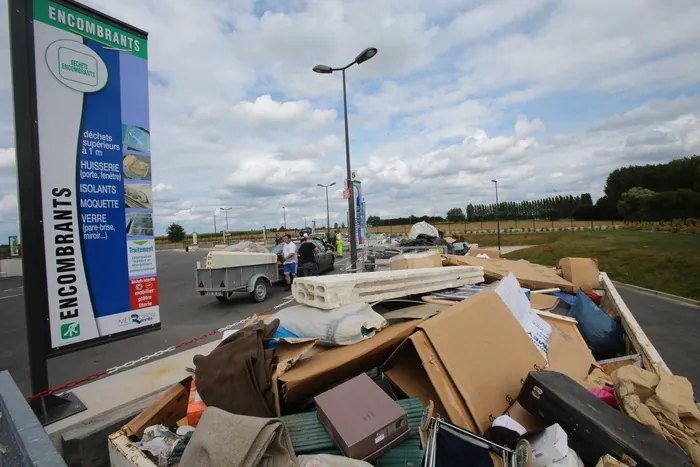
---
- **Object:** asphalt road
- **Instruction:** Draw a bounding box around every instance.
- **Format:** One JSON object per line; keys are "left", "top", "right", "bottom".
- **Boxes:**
{"left": 0, "top": 250, "right": 351, "bottom": 397}
{"left": 617, "top": 285, "right": 700, "bottom": 394}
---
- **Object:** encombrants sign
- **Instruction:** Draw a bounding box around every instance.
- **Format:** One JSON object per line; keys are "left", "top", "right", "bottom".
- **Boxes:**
{"left": 12, "top": 0, "right": 159, "bottom": 355}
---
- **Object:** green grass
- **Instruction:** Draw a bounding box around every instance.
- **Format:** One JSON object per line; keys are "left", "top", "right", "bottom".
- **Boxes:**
{"left": 502, "top": 230, "right": 700, "bottom": 300}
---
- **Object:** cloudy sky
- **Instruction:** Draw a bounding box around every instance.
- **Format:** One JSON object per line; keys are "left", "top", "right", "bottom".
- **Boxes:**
{"left": 1, "top": 0, "right": 700, "bottom": 238}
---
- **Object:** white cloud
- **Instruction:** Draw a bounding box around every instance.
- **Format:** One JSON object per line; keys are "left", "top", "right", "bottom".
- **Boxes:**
{"left": 0, "top": 0, "right": 699, "bottom": 239}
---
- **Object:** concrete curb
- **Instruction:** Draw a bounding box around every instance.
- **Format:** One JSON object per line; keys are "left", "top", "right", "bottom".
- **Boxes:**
{"left": 612, "top": 281, "right": 700, "bottom": 308}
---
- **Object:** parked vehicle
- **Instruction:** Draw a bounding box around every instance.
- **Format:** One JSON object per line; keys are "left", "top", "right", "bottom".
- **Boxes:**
{"left": 272, "top": 239, "right": 335, "bottom": 275}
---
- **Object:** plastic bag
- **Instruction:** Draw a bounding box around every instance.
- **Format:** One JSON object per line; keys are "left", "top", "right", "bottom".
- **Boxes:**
{"left": 266, "top": 303, "right": 387, "bottom": 346}
{"left": 569, "top": 290, "right": 623, "bottom": 360}
{"left": 135, "top": 425, "right": 180, "bottom": 467}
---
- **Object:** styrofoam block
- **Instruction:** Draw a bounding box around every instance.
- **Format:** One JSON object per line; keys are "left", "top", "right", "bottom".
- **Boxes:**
{"left": 292, "top": 266, "right": 484, "bottom": 310}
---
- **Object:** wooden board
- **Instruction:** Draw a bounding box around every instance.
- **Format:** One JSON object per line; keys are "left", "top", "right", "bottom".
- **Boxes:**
{"left": 124, "top": 377, "right": 191, "bottom": 439}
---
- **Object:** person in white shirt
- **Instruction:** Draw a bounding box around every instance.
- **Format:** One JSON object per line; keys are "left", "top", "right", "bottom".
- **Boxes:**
{"left": 282, "top": 234, "right": 298, "bottom": 290}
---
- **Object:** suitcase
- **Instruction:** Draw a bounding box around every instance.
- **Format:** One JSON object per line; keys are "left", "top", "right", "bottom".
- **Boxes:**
{"left": 517, "top": 371, "right": 692, "bottom": 467}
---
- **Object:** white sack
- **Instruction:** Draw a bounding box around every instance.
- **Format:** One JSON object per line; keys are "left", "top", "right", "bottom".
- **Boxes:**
{"left": 267, "top": 303, "right": 387, "bottom": 346}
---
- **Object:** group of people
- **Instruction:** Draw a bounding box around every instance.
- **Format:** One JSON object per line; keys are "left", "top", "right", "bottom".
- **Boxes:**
{"left": 273, "top": 230, "right": 345, "bottom": 291}
{"left": 274, "top": 234, "right": 319, "bottom": 290}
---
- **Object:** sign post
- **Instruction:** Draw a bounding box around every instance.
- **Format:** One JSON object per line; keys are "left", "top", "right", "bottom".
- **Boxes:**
{"left": 352, "top": 181, "right": 363, "bottom": 247}
{"left": 9, "top": 0, "right": 158, "bottom": 424}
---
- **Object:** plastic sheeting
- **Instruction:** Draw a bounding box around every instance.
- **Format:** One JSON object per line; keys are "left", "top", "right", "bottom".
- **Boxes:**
{"left": 224, "top": 241, "right": 269, "bottom": 253}
{"left": 408, "top": 221, "right": 439, "bottom": 239}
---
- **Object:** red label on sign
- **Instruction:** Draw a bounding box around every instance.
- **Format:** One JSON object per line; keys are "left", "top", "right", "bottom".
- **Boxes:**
{"left": 129, "top": 276, "right": 159, "bottom": 310}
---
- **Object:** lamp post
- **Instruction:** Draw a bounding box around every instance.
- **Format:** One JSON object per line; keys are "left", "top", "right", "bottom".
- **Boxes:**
{"left": 318, "top": 182, "right": 336, "bottom": 235}
{"left": 491, "top": 180, "right": 501, "bottom": 254}
{"left": 282, "top": 206, "right": 287, "bottom": 235}
{"left": 221, "top": 206, "right": 232, "bottom": 245}
{"left": 313, "top": 47, "right": 378, "bottom": 271}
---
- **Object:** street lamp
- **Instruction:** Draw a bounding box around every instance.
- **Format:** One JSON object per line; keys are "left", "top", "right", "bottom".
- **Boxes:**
{"left": 318, "top": 182, "right": 336, "bottom": 235}
{"left": 282, "top": 206, "right": 287, "bottom": 235}
{"left": 313, "top": 47, "right": 378, "bottom": 271}
{"left": 221, "top": 206, "right": 232, "bottom": 245}
{"left": 491, "top": 180, "right": 501, "bottom": 254}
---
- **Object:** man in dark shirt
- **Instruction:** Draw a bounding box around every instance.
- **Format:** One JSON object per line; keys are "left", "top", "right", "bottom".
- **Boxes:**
{"left": 274, "top": 233, "right": 283, "bottom": 245}
{"left": 297, "top": 237, "right": 319, "bottom": 277}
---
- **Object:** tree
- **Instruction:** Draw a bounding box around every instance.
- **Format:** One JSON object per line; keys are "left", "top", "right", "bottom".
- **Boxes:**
{"left": 446, "top": 207, "right": 466, "bottom": 222}
{"left": 166, "top": 223, "right": 186, "bottom": 242}
{"left": 617, "top": 187, "right": 657, "bottom": 221}
{"left": 466, "top": 204, "right": 475, "bottom": 221}
{"left": 341, "top": 222, "right": 346, "bottom": 229}
{"left": 367, "top": 215, "right": 381, "bottom": 226}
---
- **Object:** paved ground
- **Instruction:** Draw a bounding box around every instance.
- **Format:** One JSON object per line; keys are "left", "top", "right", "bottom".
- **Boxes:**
{"left": 616, "top": 285, "right": 700, "bottom": 394}
{"left": 0, "top": 250, "right": 352, "bottom": 397}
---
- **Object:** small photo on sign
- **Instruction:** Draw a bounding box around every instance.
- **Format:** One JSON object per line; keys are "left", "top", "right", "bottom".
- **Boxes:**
{"left": 122, "top": 124, "right": 150, "bottom": 154}
{"left": 126, "top": 212, "right": 154, "bottom": 237}
{"left": 123, "top": 154, "right": 151, "bottom": 181}
{"left": 125, "top": 183, "right": 153, "bottom": 208}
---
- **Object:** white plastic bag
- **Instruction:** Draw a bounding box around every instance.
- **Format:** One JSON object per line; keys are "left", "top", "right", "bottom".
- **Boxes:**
{"left": 268, "top": 303, "right": 387, "bottom": 346}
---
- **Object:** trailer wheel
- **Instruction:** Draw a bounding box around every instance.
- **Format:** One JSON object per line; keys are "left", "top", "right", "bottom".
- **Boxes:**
{"left": 251, "top": 278, "right": 268, "bottom": 302}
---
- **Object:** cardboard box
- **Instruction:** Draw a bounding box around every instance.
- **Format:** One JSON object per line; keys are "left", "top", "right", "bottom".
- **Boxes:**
{"left": 390, "top": 251, "right": 443, "bottom": 270}
{"left": 467, "top": 248, "right": 501, "bottom": 259}
{"left": 383, "top": 291, "right": 547, "bottom": 434}
{"left": 443, "top": 255, "right": 575, "bottom": 293}
{"left": 278, "top": 320, "right": 424, "bottom": 410}
{"left": 530, "top": 294, "right": 560, "bottom": 311}
{"left": 558, "top": 258, "right": 600, "bottom": 292}
{"left": 529, "top": 423, "right": 568, "bottom": 467}
{"left": 314, "top": 373, "right": 410, "bottom": 461}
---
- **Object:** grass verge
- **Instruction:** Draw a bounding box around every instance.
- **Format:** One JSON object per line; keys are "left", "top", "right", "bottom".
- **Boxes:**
{"left": 502, "top": 230, "right": 700, "bottom": 301}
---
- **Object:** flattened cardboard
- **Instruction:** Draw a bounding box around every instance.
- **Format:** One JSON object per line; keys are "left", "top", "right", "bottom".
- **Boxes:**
{"left": 537, "top": 312, "right": 588, "bottom": 350}
{"left": 278, "top": 320, "right": 423, "bottom": 409}
{"left": 380, "top": 303, "right": 447, "bottom": 320}
{"left": 385, "top": 291, "right": 546, "bottom": 434}
{"left": 390, "top": 251, "right": 443, "bottom": 270}
{"left": 443, "top": 255, "right": 575, "bottom": 293}
{"left": 558, "top": 258, "right": 600, "bottom": 292}
{"left": 530, "top": 294, "right": 560, "bottom": 311}
{"left": 546, "top": 328, "right": 596, "bottom": 384}
{"left": 468, "top": 248, "right": 501, "bottom": 259}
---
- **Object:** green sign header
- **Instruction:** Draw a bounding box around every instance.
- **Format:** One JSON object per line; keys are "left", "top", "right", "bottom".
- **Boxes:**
{"left": 33, "top": 0, "right": 147, "bottom": 60}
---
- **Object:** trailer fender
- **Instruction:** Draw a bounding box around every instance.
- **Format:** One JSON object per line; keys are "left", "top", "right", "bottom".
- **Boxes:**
{"left": 247, "top": 274, "right": 272, "bottom": 292}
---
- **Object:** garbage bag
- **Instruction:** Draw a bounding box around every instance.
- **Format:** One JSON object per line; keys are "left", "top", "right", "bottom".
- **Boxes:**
{"left": 408, "top": 221, "right": 439, "bottom": 239}
{"left": 265, "top": 303, "right": 387, "bottom": 346}
{"left": 569, "top": 290, "right": 623, "bottom": 360}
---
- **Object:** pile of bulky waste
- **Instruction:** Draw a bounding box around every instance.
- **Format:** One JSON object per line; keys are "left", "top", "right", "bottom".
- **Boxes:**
{"left": 117, "top": 244, "right": 698, "bottom": 467}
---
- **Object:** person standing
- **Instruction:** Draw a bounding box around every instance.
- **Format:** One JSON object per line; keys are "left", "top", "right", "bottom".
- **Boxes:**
{"left": 335, "top": 230, "right": 343, "bottom": 257}
{"left": 282, "top": 234, "right": 297, "bottom": 290}
{"left": 274, "top": 232, "right": 283, "bottom": 245}
{"left": 297, "top": 237, "right": 319, "bottom": 277}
